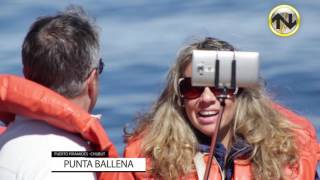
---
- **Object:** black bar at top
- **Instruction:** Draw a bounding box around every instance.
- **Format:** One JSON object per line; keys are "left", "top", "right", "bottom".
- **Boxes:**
{"left": 51, "top": 151, "right": 108, "bottom": 157}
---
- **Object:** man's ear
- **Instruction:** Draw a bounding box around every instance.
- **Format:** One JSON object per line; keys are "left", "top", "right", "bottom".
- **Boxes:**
{"left": 86, "top": 69, "right": 98, "bottom": 99}
{"left": 85, "top": 69, "right": 99, "bottom": 112}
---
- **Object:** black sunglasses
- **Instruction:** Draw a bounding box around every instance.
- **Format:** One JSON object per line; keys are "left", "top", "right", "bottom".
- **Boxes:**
{"left": 178, "top": 77, "right": 238, "bottom": 99}
{"left": 97, "top": 58, "right": 104, "bottom": 74}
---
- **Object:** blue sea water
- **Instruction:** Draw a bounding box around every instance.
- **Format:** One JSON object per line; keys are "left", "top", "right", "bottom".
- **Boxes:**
{"left": 0, "top": 0, "right": 319, "bottom": 162}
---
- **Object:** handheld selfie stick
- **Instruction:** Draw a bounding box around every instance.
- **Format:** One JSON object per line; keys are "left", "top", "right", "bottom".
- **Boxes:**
{"left": 192, "top": 50, "right": 259, "bottom": 180}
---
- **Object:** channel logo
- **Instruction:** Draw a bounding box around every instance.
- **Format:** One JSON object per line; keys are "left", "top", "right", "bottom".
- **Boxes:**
{"left": 268, "top": 4, "right": 300, "bottom": 37}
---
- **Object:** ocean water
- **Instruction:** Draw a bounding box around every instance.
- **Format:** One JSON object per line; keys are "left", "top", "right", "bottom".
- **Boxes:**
{"left": 0, "top": 0, "right": 319, "bottom": 159}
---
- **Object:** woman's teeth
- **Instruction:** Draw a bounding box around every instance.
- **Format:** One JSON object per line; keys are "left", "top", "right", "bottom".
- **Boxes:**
{"left": 198, "top": 111, "right": 219, "bottom": 117}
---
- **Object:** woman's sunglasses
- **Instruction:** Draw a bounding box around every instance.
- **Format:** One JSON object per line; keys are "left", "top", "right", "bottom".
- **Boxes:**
{"left": 178, "top": 77, "right": 239, "bottom": 99}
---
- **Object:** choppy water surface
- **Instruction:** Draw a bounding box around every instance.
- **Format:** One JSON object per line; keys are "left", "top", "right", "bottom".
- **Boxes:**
{"left": 0, "top": 1, "right": 319, "bottom": 155}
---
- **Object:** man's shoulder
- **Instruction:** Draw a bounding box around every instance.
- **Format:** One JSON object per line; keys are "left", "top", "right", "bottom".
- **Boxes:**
{"left": 0, "top": 117, "right": 93, "bottom": 180}
{"left": 1, "top": 117, "right": 91, "bottom": 153}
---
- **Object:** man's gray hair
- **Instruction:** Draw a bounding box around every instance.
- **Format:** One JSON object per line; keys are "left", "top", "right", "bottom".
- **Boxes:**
{"left": 22, "top": 5, "right": 100, "bottom": 98}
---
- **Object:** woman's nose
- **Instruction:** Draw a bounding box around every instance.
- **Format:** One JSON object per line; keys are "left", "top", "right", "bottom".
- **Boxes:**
{"left": 199, "top": 87, "right": 218, "bottom": 105}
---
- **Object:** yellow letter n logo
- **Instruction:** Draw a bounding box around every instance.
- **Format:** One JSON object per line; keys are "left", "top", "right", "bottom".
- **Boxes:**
{"left": 268, "top": 5, "right": 300, "bottom": 37}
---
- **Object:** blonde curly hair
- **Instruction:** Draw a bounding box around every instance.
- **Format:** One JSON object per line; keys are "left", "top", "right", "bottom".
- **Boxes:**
{"left": 126, "top": 37, "right": 299, "bottom": 180}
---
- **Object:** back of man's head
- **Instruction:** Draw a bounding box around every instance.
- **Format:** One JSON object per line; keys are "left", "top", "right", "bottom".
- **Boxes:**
{"left": 22, "top": 5, "right": 101, "bottom": 98}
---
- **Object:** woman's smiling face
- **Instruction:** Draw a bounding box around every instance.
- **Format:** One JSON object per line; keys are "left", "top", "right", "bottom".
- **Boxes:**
{"left": 182, "top": 63, "right": 237, "bottom": 144}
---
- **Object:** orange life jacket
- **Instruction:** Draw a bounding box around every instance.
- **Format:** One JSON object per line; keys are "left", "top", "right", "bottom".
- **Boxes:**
{"left": 123, "top": 104, "right": 320, "bottom": 180}
{"left": 0, "top": 74, "right": 123, "bottom": 180}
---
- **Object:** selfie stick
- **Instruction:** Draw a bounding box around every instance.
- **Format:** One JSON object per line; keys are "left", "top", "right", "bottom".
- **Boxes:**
{"left": 192, "top": 50, "right": 259, "bottom": 179}
{"left": 203, "top": 55, "right": 236, "bottom": 180}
